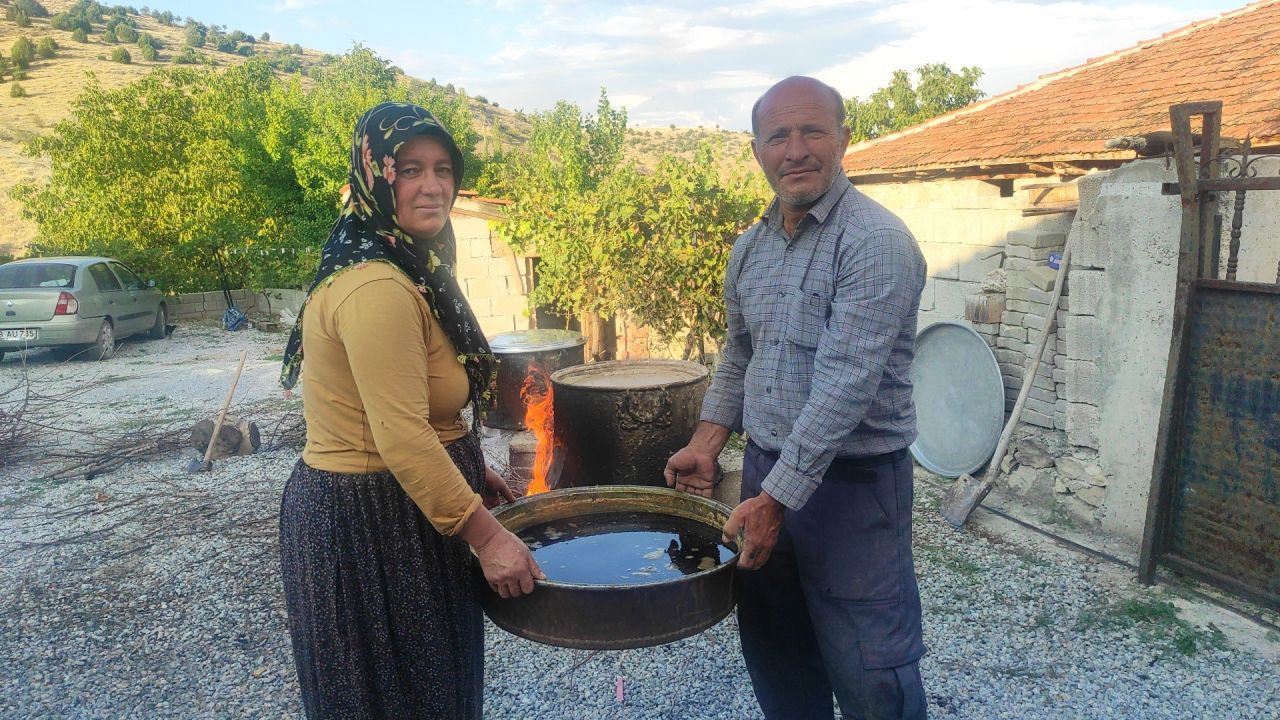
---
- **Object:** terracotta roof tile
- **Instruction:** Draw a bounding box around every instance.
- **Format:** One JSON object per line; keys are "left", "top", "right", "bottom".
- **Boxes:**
{"left": 844, "top": 0, "right": 1280, "bottom": 176}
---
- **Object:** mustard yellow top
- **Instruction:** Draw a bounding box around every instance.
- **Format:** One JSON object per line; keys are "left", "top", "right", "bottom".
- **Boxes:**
{"left": 300, "top": 262, "right": 482, "bottom": 535}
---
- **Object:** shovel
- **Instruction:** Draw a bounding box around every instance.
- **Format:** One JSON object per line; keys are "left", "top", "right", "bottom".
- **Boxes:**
{"left": 188, "top": 350, "right": 248, "bottom": 473}
{"left": 940, "top": 237, "right": 1072, "bottom": 528}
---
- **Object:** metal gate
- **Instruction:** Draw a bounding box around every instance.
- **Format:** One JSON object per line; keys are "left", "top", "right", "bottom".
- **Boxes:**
{"left": 1138, "top": 102, "right": 1280, "bottom": 611}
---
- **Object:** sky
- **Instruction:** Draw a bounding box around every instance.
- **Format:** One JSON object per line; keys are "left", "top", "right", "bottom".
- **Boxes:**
{"left": 153, "top": 0, "right": 1248, "bottom": 130}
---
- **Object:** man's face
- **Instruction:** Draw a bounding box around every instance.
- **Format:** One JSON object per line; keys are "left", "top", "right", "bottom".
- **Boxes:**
{"left": 752, "top": 81, "right": 851, "bottom": 211}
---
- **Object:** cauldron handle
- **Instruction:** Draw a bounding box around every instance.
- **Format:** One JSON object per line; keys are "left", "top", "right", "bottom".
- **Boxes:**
{"left": 616, "top": 388, "right": 672, "bottom": 430}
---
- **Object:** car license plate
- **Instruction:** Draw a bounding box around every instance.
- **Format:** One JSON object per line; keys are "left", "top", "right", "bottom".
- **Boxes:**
{"left": 1, "top": 328, "right": 37, "bottom": 341}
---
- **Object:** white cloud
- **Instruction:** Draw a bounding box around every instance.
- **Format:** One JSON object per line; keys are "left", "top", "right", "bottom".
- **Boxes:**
{"left": 815, "top": 0, "right": 1213, "bottom": 101}
{"left": 387, "top": 0, "right": 1239, "bottom": 128}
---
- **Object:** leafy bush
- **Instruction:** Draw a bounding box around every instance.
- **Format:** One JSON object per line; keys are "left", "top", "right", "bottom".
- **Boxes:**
{"left": 52, "top": 13, "right": 90, "bottom": 32}
{"left": 9, "top": 9, "right": 31, "bottom": 27}
{"left": 114, "top": 24, "right": 139, "bottom": 43}
{"left": 36, "top": 37, "right": 56, "bottom": 59}
{"left": 13, "top": 0, "right": 49, "bottom": 18}
{"left": 172, "top": 46, "right": 199, "bottom": 64}
{"left": 287, "top": 43, "right": 303, "bottom": 55}
{"left": 137, "top": 33, "right": 161, "bottom": 51}
{"left": 184, "top": 25, "right": 205, "bottom": 48}
{"left": 138, "top": 44, "right": 156, "bottom": 61}
{"left": 236, "top": 44, "right": 254, "bottom": 57}
{"left": 14, "top": 69, "right": 27, "bottom": 80}
{"left": 260, "top": 31, "right": 269, "bottom": 42}
{"left": 10, "top": 38, "right": 34, "bottom": 70}
{"left": 267, "top": 52, "right": 300, "bottom": 73}
{"left": 71, "top": 28, "right": 89, "bottom": 42}
{"left": 110, "top": 47, "right": 131, "bottom": 63}
{"left": 10, "top": 82, "right": 27, "bottom": 98}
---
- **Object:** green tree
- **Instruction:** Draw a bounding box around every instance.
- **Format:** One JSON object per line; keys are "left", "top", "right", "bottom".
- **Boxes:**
{"left": 260, "top": 31, "right": 269, "bottom": 42}
{"left": 11, "top": 37, "right": 34, "bottom": 70}
{"left": 185, "top": 24, "right": 205, "bottom": 48}
{"left": 480, "top": 93, "right": 767, "bottom": 358}
{"left": 14, "top": 63, "right": 306, "bottom": 292}
{"left": 110, "top": 47, "right": 131, "bottom": 63}
{"left": 844, "top": 63, "right": 985, "bottom": 142}
{"left": 9, "top": 9, "right": 31, "bottom": 27}
{"left": 71, "top": 28, "right": 89, "bottom": 43}
{"left": 12, "top": 0, "right": 49, "bottom": 18}
{"left": 36, "top": 37, "right": 56, "bottom": 59}
{"left": 479, "top": 90, "right": 630, "bottom": 324}
{"left": 632, "top": 143, "right": 767, "bottom": 359}
{"left": 115, "top": 24, "right": 139, "bottom": 44}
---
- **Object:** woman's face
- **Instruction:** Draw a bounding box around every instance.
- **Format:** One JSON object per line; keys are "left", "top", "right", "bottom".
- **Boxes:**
{"left": 392, "top": 135, "right": 455, "bottom": 241}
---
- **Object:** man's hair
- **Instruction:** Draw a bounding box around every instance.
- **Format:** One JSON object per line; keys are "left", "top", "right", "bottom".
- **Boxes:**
{"left": 750, "top": 77, "right": 846, "bottom": 138}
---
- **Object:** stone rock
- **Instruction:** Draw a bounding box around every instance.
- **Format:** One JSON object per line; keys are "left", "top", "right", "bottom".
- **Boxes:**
{"left": 1054, "top": 475, "right": 1070, "bottom": 494}
{"left": 1000, "top": 454, "right": 1015, "bottom": 474}
{"left": 1059, "top": 494, "right": 1100, "bottom": 524}
{"left": 1005, "top": 466, "right": 1054, "bottom": 499}
{"left": 1055, "top": 456, "right": 1106, "bottom": 486}
{"left": 982, "top": 268, "right": 1007, "bottom": 293}
{"left": 1074, "top": 484, "right": 1107, "bottom": 507}
{"left": 1014, "top": 439, "right": 1054, "bottom": 469}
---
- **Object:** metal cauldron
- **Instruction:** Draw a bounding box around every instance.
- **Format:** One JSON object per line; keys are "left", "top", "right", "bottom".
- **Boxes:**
{"left": 550, "top": 360, "right": 709, "bottom": 488}
{"left": 479, "top": 485, "right": 738, "bottom": 649}
{"left": 483, "top": 329, "right": 586, "bottom": 430}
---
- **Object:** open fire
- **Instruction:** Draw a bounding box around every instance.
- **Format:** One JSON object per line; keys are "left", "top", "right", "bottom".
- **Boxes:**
{"left": 519, "top": 364, "right": 556, "bottom": 495}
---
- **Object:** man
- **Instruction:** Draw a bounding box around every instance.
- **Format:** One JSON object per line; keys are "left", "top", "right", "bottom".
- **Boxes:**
{"left": 665, "top": 76, "right": 928, "bottom": 719}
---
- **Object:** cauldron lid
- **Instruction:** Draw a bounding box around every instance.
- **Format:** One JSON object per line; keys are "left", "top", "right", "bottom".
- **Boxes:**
{"left": 552, "top": 359, "right": 709, "bottom": 390}
{"left": 908, "top": 321, "right": 1004, "bottom": 478}
{"left": 489, "top": 329, "right": 585, "bottom": 353}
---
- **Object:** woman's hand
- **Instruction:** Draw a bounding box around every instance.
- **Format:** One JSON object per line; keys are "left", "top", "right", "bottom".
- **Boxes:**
{"left": 475, "top": 529, "right": 545, "bottom": 598}
{"left": 482, "top": 466, "right": 518, "bottom": 508}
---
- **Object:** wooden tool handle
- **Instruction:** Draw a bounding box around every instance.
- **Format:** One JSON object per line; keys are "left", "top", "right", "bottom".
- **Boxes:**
{"left": 981, "top": 240, "right": 1072, "bottom": 483}
{"left": 202, "top": 350, "right": 249, "bottom": 464}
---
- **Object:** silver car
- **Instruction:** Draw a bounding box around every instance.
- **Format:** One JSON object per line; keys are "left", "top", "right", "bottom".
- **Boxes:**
{"left": 0, "top": 256, "right": 168, "bottom": 362}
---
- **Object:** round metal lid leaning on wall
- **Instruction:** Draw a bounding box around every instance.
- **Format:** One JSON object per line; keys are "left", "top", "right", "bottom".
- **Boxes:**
{"left": 909, "top": 321, "right": 1005, "bottom": 478}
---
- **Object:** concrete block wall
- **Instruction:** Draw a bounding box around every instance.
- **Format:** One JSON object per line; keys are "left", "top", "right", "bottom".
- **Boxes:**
{"left": 996, "top": 230, "right": 1069, "bottom": 430}
{"left": 168, "top": 289, "right": 262, "bottom": 322}
{"left": 858, "top": 178, "right": 1073, "bottom": 331}
{"left": 452, "top": 213, "right": 534, "bottom": 337}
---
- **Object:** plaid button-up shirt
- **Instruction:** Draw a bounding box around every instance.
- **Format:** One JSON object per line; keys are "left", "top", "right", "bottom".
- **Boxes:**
{"left": 700, "top": 175, "right": 927, "bottom": 510}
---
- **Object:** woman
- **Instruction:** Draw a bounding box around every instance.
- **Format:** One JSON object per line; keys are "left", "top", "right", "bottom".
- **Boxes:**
{"left": 278, "top": 101, "right": 542, "bottom": 719}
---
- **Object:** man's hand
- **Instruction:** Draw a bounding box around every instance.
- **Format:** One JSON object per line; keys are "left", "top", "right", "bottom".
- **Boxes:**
{"left": 664, "top": 445, "right": 718, "bottom": 497}
{"left": 664, "top": 422, "right": 732, "bottom": 497}
{"left": 723, "top": 492, "right": 785, "bottom": 570}
{"left": 482, "top": 466, "right": 517, "bottom": 508}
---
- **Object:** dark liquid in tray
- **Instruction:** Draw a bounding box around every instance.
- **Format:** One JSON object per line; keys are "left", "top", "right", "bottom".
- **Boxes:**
{"left": 518, "top": 511, "right": 735, "bottom": 585}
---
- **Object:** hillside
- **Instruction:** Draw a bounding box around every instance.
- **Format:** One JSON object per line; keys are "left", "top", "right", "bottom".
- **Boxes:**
{"left": 0, "top": 0, "right": 755, "bottom": 258}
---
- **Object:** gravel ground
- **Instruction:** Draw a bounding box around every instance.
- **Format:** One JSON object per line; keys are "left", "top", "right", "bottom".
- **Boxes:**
{"left": 1, "top": 326, "right": 1277, "bottom": 719}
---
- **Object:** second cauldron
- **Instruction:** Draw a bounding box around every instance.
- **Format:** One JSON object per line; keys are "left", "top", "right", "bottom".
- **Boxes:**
{"left": 550, "top": 359, "right": 709, "bottom": 488}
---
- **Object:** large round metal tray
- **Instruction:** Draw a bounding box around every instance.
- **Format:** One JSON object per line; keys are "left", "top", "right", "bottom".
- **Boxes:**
{"left": 909, "top": 321, "right": 1005, "bottom": 478}
{"left": 480, "top": 485, "right": 738, "bottom": 650}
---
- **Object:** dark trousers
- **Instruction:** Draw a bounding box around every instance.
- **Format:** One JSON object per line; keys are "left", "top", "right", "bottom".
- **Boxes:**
{"left": 737, "top": 441, "right": 927, "bottom": 720}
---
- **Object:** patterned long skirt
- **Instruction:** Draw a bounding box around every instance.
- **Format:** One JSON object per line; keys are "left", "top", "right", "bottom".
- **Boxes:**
{"left": 279, "top": 434, "right": 486, "bottom": 719}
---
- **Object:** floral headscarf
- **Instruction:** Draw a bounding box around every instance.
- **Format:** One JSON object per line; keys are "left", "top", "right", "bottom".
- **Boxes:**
{"left": 280, "top": 102, "right": 495, "bottom": 413}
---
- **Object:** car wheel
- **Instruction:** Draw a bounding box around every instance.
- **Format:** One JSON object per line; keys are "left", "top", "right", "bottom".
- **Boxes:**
{"left": 149, "top": 303, "right": 168, "bottom": 339}
{"left": 93, "top": 319, "right": 116, "bottom": 361}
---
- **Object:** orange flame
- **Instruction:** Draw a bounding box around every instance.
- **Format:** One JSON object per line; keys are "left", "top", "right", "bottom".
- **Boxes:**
{"left": 520, "top": 364, "right": 555, "bottom": 495}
